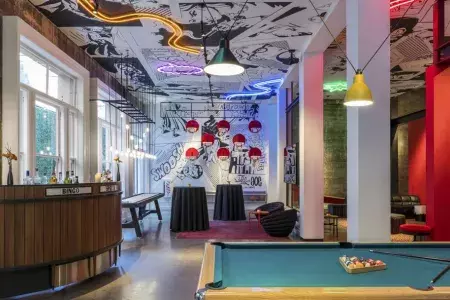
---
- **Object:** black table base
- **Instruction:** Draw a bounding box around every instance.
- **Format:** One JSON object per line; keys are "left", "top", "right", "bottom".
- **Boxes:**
{"left": 214, "top": 184, "right": 246, "bottom": 221}
{"left": 170, "top": 187, "right": 210, "bottom": 232}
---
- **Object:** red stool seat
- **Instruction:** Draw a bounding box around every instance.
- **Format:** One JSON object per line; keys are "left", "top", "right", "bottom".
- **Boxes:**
{"left": 400, "top": 224, "right": 432, "bottom": 241}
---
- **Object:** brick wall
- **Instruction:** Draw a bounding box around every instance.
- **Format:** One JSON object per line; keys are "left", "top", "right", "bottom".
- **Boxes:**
{"left": 324, "top": 98, "right": 347, "bottom": 198}
{"left": 392, "top": 88, "right": 426, "bottom": 195}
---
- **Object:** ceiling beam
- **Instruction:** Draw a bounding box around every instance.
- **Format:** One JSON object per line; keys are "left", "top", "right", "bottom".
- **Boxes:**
{"left": 304, "top": 0, "right": 346, "bottom": 54}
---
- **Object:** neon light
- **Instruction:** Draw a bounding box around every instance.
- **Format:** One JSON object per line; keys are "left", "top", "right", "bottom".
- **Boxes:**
{"left": 390, "top": 0, "right": 415, "bottom": 10}
{"left": 77, "top": 0, "right": 199, "bottom": 55}
{"left": 157, "top": 63, "right": 203, "bottom": 75}
{"left": 323, "top": 81, "right": 347, "bottom": 92}
{"left": 225, "top": 78, "right": 284, "bottom": 100}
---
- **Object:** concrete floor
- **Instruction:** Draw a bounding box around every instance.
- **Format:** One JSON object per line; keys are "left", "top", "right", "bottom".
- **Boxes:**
{"left": 17, "top": 199, "right": 345, "bottom": 300}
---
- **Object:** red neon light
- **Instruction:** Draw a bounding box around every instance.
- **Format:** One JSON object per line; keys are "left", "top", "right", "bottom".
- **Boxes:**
{"left": 390, "top": 0, "right": 415, "bottom": 10}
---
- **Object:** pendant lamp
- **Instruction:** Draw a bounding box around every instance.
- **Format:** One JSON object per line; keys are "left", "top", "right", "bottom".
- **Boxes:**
{"left": 203, "top": 38, "right": 244, "bottom": 76}
{"left": 344, "top": 69, "right": 373, "bottom": 107}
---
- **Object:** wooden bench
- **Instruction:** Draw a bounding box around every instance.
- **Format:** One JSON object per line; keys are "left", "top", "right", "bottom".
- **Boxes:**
{"left": 122, "top": 193, "right": 164, "bottom": 237}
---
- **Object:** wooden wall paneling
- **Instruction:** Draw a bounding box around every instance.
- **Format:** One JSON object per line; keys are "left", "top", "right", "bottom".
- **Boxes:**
{"left": 14, "top": 186, "right": 25, "bottom": 266}
{"left": 73, "top": 198, "right": 82, "bottom": 257}
{"left": 24, "top": 186, "right": 35, "bottom": 265}
{"left": 82, "top": 197, "right": 94, "bottom": 254}
{"left": 105, "top": 196, "right": 111, "bottom": 246}
{"left": 4, "top": 203, "right": 15, "bottom": 267}
{"left": 115, "top": 196, "right": 121, "bottom": 243}
{"left": 112, "top": 196, "right": 117, "bottom": 244}
{"left": 0, "top": 187, "right": 5, "bottom": 267}
{"left": 93, "top": 196, "right": 99, "bottom": 251}
{"left": 98, "top": 197, "right": 105, "bottom": 249}
{"left": 60, "top": 199, "right": 68, "bottom": 260}
{"left": 34, "top": 187, "right": 45, "bottom": 264}
{"left": 52, "top": 199, "right": 60, "bottom": 261}
{"left": 42, "top": 200, "right": 54, "bottom": 263}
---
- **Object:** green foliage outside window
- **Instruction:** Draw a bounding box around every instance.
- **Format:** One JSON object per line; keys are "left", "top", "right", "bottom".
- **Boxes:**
{"left": 35, "top": 104, "right": 57, "bottom": 178}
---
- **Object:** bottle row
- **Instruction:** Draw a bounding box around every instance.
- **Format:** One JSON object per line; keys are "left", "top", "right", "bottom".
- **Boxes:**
{"left": 23, "top": 169, "right": 79, "bottom": 185}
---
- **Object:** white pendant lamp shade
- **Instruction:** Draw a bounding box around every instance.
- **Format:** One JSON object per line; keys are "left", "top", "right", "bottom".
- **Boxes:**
{"left": 203, "top": 38, "right": 244, "bottom": 76}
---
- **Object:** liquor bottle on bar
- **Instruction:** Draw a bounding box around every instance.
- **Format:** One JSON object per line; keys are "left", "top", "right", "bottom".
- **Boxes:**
{"left": 63, "top": 171, "right": 72, "bottom": 184}
{"left": 34, "top": 168, "right": 42, "bottom": 185}
{"left": 23, "top": 170, "right": 32, "bottom": 185}
{"left": 70, "top": 170, "right": 75, "bottom": 183}
{"left": 49, "top": 170, "right": 58, "bottom": 184}
{"left": 58, "top": 172, "right": 63, "bottom": 184}
{"left": 74, "top": 176, "right": 79, "bottom": 184}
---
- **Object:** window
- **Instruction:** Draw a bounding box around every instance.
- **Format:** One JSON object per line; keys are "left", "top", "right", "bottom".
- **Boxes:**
{"left": 97, "top": 86, "right": 127, "bottom": 195}
{"left": 20, "top": 52, "right": 47, "bottom": 94}
{"left": 20, "top": 47, "right": 76, "bottom": 105}
{"left": 101, "top": 126, "right": 111, "bottom": 172}
{"left": 19, "top": 45, "right": 82, "bottom": 183}
{"left": 35, "top": 101, "right": 59, "bottom": 178}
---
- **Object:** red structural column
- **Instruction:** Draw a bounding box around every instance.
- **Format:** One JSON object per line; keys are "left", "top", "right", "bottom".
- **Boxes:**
{"left": 425, "top": 0, "right": 450, "bottom": 240}
{"left": 408, "top": 118, "right": 426, "bottom": 204}
{"left": 425, "top": 65, "right": 448, "bottom": 240}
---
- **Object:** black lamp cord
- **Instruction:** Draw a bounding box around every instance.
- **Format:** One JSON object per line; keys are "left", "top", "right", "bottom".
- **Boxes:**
{"left": 201, "top": 3, "right": 215, "bottom": 106}
{"left": 307, "top": 0, "right": 422, "bottom": 73}
{"left": 226, "top": 0, "right": 249, "bottom": 38}
{"left": 202, "top": 0, "right": 249, "bottom": 40}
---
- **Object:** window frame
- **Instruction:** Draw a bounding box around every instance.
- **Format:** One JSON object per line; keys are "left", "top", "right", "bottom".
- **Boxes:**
{"left": 19, "top": 46, "right": 82, "bottom": 183}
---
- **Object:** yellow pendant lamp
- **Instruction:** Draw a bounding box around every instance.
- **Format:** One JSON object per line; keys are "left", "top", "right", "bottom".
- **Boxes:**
{"left": 344, "top": 69, "right": 373, "bottom": 107}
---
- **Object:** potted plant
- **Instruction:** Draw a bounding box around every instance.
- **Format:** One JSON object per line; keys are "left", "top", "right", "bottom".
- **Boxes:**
{"left": 2, "top": 144, "right": 18, "bottom": 185}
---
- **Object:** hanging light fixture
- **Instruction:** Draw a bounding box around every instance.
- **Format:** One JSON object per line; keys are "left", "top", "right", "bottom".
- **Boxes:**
{"left": 202, "top": 133, "right": 215, "bottom": 147}
{"left": 307, "top": 0, "right": 416, "bottom": 108}
{"left": 216, "top": 120, "right": 230, "bottom": 134}
{"left": 344, "top": 69, "right": 373, "bottom": 107}
{"left": 248, "top": 120, "right": 262, "bottom": 133}
{"left": 186, "top": 148, "right": 199, "bottom": 161}
{"left": 217, "top": 147, "right": 230, "bottom": 160}
{"left": 232, "top": 134, "right": 246, "bottom": 149}
{"left": 186, "top": 120, "right": 200, "bottom": 133}
{"left": 249, "top": 147, "right": 262, "bottom": 161}
{"left": 203, "top": 38, "right": 244, "bottom": 76}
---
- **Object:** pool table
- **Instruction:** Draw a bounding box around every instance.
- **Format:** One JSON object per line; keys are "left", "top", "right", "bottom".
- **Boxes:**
{"left": 195, "top": 242, "right": 450, "bottom": 299}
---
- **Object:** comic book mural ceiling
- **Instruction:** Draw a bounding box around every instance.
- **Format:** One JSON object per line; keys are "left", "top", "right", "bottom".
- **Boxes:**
{"left": 150, "top": 102, "right": 268, "bottom": 192}
{"left": 31, "top": 0, "right": 338, "bottom": 101}
{"left": 324, "top": 0, "right": 450, "bottom": 100}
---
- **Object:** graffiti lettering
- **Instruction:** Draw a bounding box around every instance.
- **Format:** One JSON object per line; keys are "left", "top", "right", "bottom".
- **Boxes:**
{"left": 250, "top": 176, "right": 263, "bottom": 187}
{"left": 151, "top": 143, "right": 184, "bottom": 181}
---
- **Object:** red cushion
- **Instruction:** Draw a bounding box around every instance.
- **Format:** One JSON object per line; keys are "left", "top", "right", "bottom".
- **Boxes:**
{"left": 400, "top": 224, "right": 432, "bottom": 234}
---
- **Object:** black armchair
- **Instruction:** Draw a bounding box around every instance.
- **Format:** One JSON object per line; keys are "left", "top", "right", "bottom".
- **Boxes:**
{"left": 254, "top": 202, "right": 284, "bottom": 215}
{"left": 260, "top": 209, "right": 297, "bottom": 237}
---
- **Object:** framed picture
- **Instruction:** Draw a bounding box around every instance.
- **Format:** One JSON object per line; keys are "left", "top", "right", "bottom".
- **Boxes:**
{"left": 284, "top": 143, "right": 298, "bottom": 185}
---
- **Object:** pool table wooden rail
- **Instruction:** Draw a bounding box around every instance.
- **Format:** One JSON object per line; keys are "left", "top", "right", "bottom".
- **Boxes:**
{"left": 195, "top": 242, "right": 450, "bottom": 299}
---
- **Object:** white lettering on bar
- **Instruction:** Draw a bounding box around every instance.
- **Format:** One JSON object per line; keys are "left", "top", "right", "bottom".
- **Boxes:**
{"left": 100, "top": 185, "right": 118, "bottom": 193}
{"left": 46, "top": 187, "right": 92, "bottom": 196}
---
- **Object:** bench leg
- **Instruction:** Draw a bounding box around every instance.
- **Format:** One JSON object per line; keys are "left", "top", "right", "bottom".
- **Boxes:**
{"left": 138, "top": 206, "right": 146, "bottom": 219}
{"left": 130, "top": 208, "right": 143, "bottom": 238}
{"left": 154, "top": 200, "right": 163, "bottom": 221}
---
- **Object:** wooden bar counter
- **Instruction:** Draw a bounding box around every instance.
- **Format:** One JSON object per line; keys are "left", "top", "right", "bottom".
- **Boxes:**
{"left": 0, "top": 182, "right": 122, "bottom": 298}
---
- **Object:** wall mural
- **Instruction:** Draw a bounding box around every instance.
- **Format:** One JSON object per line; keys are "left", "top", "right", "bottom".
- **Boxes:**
{"left": 30, "top": 0, "right": 337, "bottom": 100}
{"left": 284, "top": 144, "right": 297, "bottom": 185}
{"left": 150, "top": 102, "right": 267, "bottom": 193}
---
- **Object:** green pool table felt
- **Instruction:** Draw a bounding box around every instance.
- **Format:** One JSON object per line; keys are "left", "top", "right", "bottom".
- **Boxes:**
{"left": 213, "top": 243, "right": 450, "bottom": 290}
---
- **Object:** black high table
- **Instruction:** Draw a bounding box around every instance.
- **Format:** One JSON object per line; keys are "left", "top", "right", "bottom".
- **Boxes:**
{"left": 214, "top": 184, "right": 246, "bottom": 221}
{"left": 170, "top": 186, "right": 210, "bottom": 232}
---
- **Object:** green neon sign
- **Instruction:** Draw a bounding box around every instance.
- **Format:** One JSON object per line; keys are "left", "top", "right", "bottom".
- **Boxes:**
{"left": 323, "top": 81, "right": 347, "bottom": 92}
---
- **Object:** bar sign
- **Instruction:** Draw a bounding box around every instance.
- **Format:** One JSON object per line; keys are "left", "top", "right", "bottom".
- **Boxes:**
{"left": 46, "top": 187, "right": 92, "bottom": 196}
{"left": 100, "top": 185, "right": 118, "bottom": 193}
